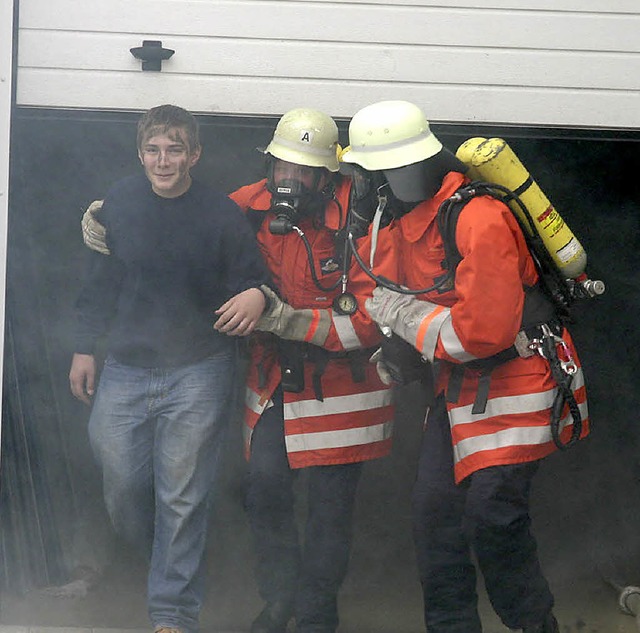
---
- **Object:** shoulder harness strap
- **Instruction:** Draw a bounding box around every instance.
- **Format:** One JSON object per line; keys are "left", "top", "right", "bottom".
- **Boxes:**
{"left": 436, "top": 181, "right": 569, "bottom": 414}
{"left": 436, "top": 181, "right": 572, "bottom": 320}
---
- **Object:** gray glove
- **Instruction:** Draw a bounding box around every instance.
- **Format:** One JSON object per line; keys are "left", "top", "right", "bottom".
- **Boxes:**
{"left": 81, "top": 199, "right": 110, "bottom": 255}
{"left": 365, "top": 286, "right": 417, "bottom": 327}
{"left": 256, "top": 285, "right": 331, "bottom": 346}
{"left": 365, "top": 286, "right": 449, "bottom": 362}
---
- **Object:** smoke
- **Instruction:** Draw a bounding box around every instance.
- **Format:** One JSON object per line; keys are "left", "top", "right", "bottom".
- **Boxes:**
{"left": 2, "top": 112, "right": 639, "bottom": 631}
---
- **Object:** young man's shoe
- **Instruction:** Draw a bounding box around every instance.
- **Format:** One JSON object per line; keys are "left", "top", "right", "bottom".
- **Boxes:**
{"left": 521, "top": 612, "right": 560, "bottom": 633}
{"left": 154, "top": 627, "right": 183, "bottom": 633}
{"left": 250, "top": 600, "right": 293, "bottom": 633}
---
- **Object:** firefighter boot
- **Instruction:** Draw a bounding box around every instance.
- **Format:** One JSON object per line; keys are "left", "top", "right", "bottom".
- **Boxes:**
{"left": 250, "top": 600, "right": 293, "bottom": 633}
{"left": 521, "top": 611, "right": 559, "bottom": 633}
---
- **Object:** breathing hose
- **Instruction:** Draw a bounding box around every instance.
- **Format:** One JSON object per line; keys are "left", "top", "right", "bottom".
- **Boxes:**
{"left": 285, "top": 195, "right": 347, "bottom": 294}
{"left": 346, "top": 230, "right": 453, "bottom": 295}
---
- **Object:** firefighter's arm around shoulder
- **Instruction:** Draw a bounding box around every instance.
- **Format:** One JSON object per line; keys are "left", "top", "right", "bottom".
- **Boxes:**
{"left": 81, "top": 200, "right": 109, "bottom": 254}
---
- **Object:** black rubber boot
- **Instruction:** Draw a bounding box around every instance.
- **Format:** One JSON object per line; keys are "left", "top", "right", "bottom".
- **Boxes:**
{"left": 522, "top": 612, "right": 559, "bottom": 633}
{"left": 250, "top": 600, "right": 294, "bottom": 633}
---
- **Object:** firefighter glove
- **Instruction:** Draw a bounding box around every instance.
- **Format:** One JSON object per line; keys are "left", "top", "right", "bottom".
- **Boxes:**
{"left": 371, "top": 333, "right": 432, "bottom": 386}
{"left": 365, "top": 286, "right": 445, "bottom": 361}
{"left": 365, "top": 286, "right": 420, "bottom": 334}
{"left": 81, "top": 199, "right": 110, "bottom": 255}
{"left": 256, "top": 285, "right": 331, "bottom": 346}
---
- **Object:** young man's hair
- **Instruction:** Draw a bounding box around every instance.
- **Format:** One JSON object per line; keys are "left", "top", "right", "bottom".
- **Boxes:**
{"left": 137, "top": 104, "right": 200, "bottom": 152}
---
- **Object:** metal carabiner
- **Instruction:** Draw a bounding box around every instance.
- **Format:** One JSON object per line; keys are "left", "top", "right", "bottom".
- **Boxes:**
{"left": 539, "top": 323, "right": 578, "bottom": 375}
{"left": 528, "top": 337, "right": 545, "bottom": 358}
{"left": 557, "top": 339, "right": 578, "bottom": 375}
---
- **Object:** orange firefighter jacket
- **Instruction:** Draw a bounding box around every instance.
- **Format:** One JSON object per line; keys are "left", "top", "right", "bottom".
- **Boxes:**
{"left": 230, "top": 177, "right": 395, "bottom": 468}
{"left": 381, "top": 171, "right": 589, "bottom": 482}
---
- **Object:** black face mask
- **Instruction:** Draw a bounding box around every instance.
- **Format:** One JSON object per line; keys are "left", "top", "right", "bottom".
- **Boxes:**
{"left": 344, "top": 165, "right": 415, "bottom": 237}
{"left": 380, "top": 183, "right": 419, "bottom": 220}
{"left": 266, "top": 161, "right": 329, "bottom": 234}
{"left": 346, "top": 166, "right": 386, "bottom": 236}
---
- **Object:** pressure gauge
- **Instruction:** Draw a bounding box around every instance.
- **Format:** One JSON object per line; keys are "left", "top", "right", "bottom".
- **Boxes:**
{"left": 333, "top": 292, "right": 358, "bottom": 315}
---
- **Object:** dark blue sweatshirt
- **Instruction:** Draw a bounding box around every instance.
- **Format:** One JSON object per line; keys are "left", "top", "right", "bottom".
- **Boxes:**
{"left": 74, "top": 174, "right": 268, "bottom": 367}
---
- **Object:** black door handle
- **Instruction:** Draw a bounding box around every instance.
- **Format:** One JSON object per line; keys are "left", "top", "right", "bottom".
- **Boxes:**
{"left": 130, "top": 40, "right": 175, "bottom": 72}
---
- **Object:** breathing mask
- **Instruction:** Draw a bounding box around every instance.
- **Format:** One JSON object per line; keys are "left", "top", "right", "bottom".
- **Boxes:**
{"left": 343, "top": 164, "right": 415, "bottom": 238}
{"left": 266, "top": 159, "right": 330, "bottom": 234}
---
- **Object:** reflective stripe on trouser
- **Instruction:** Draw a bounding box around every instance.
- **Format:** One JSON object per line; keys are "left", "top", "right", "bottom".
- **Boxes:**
{"left": 411, "top": 397, "right": 554, "bottom": 632}
{"left": 88, "top": 352, "right": 235, "bottom": 633}
{"left": 246, "top": 388, "right": 362, "bottom": 633}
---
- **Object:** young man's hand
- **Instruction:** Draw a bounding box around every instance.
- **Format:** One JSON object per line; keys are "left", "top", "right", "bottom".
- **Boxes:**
{"left": 69, "top": 353, "right": 97, "bottom": 405}
{"left": 214, "top": 287, "right": 266, "bottom": 336}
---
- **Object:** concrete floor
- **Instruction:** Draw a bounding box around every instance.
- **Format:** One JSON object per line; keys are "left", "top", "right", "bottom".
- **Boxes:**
{"left": 0, "top": 559, "right": 638, "bottom": 633}
{"left": 1, "top": 387, "right": 639, "bottom": 633}
{"left": 0, "top": 467, "right": 638, "bottom": 633}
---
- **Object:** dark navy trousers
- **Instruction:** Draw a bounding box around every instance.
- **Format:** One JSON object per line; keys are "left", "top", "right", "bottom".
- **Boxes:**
{"left": 412, "top": 397, "right": 554, "bottom": 632}
{"left": 245, "top": 388, "right": 362, "bottom": 633}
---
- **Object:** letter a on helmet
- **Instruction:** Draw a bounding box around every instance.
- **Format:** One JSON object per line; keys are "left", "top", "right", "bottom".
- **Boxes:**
{"left": 264, "top": 108, "right": 340, "bottom": 172}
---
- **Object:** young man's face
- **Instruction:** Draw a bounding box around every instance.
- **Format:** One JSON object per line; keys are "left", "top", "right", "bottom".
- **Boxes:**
{"left": 138, "top": 127, "right": 201, "bottom": 198}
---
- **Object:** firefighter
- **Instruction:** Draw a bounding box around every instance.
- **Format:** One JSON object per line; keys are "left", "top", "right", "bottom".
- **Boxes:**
{"left": 215, "top": 108, "right": 395, "bottom": 633}
{"left": 340, "top": 100, "right": 589, "bottom": 633}
{"left": 82, "top": 108, "right": 396, "bottom": 633}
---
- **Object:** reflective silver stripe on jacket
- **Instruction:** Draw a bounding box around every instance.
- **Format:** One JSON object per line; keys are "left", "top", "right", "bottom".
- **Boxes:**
{"left": 417, "top": 305, "right": 450, "bottom": 362}
{"left": 245, "top": 386, "right": 273, "bottom": 416}
{"left": 438, "top": 314, "right": 478, "bottom": 362}
{"left": 283, "top": 388, "right": 392, "bottom": 420}
{"left": 453, "top": 400, "right": 589, "bottom": 464}
{"left": 448, "top": 368, "right": 585, "bottom": 427}
{"left": 331, "top": 311, "right": 363, "bottom": 351}
{"left": 286, "top": 420, "right": 394, "bottom": 453}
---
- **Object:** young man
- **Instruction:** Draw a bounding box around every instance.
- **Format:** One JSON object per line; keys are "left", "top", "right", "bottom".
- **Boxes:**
{"left": 69, "top": 104, "right": 268, "bottom": 633}
{"left": 84, "top": 107, "right": 397, "bottom": 633}
{"left": 340, "top": 100, "right": 589, "bottom": 633}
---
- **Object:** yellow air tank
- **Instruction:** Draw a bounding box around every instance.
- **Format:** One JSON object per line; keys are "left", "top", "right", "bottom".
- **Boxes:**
{"left": 455, "top": 137, "right": 485, "bottom": 182}
{"left": 456, "top": 137, "right": 587, "bottom": 280}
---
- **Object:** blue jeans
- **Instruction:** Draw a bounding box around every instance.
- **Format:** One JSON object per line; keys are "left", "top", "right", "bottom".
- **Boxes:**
{"left": 88, "top": 352, "right": 235, "bottom": 633}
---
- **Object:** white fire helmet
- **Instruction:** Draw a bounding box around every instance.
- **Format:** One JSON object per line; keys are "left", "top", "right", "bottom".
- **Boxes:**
{"left": 340, "top": 100, "right": 442, "bottom": 171}
{"left": 264, "top": 108, "right": 340, "bottom": 172}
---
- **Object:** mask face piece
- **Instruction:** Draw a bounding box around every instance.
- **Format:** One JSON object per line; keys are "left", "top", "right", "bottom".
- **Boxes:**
{"left": 267, "top": 159, "right": 328, "bottom": 233}
{"left": 383, "top": 149, "right": 464, "bottom": 203}
{"left": 343, "top": 165, "right": 387, "bottom": 237}
{"left": 344, "top": 164, "right": 416, "bottom": 235}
